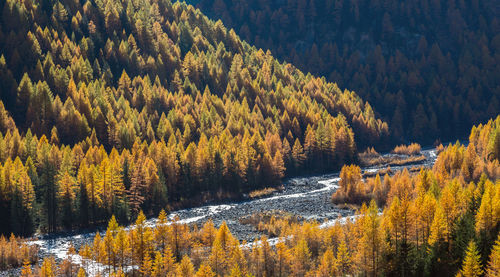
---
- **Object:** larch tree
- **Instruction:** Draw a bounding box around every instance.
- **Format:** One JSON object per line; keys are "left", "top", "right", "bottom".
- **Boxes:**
{"left": 151, "top": 251, "right": 164, "bottom": 277}
{"left": 290, "top": 239, "right": 311, "bottom": 276}
{"left": 275, "top": 241, "right": 290, "bottom": 277}
{"left": 316, "top": 248, "right": 337, "bottom": 277}
{"left": 360, "top": 200, "right": 382, "bottom": 276}
{"left": 475, "top": 180, "right": 496, "bottom": 233}
{"left": 128, "top": 161, "right": 146, "bottom": 217}
{"left": 131, "top": 211, "right": 153, "bottom": 265}
{"left": 429, "top": 205, "right": 449, "bottom": 245}
{"left": 154, "top": 209, "right": 169, "bottom": 251}
{"left": 162, "top": 247, "right": 177, "bottom": 276}
{"left": 113, "top": 227, "right": 130, "bottom": 270}
{"left": 20, "top": 259, "right": 32, "bottom": 277}
{"left": 486, "top": 234, "right": 500, "bottom": 277}
{"left": 259, "top": 236, "right": 275, "bottom": 277}
{"left": 40, "top": 257, "right": 56, "bottom": 277}
{"left": 196, "top": 263, "right": 216, "bottom": 277}
{"left": 176, "top": 256, "right": 195, "bottom": 277}
{"left": 200, "top": 219, "right": 217, "bottom": 247}
{"left": 140, "top": 252, "right": 153, "bottom": 276}
{"left": 209, "top": 239, "right": 227, "bottom": 276}
{"left": 459, "top": 240, "right": 483, "bottom": 277}
{"left": 57, "top": 171, "right": 77, "bottom": 229}
{"left": 336, "top": 239, "right": 351, "bottom": 276}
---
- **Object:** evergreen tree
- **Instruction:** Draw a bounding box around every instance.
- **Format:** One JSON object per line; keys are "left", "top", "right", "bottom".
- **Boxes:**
{"left": 459, "top": 241, "right": 483, "bottom": 277}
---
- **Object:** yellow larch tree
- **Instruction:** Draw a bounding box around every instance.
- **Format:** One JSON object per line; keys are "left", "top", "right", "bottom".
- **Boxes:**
{"left": 420, "top": 192, "right": 437, "bottom": 243}
{"left": 336, "top": 240, "right": 351, "bottom": 276}
{"left": 315, "top": 248, "right": 337, "bottom": 277}
{"left": 429, "top": 205, "right": 449, "bottom": 245}
{"left": 20, "top": 259, "right": 33, "bottom": 277}
{"left": 162, "top": 247, "right": 177, "bottom": 276}
{"left": 113, "top": 227, "right": 130, "bottom": 270}
{"left": 475, "top": 180, "right": 496, "bottom": 233}
{"left": 458, "top": 240, "right": 483, "bottom": 277}
{"left": 290, "top": 239, "right": 311, "bottom": 276}
{"left": 209, "top": 239, "right": 226, "bottom": 276}
{"left": 154, "top": 209, "right": 169, "bottom": 251}
{"left": 196, "top": 263, "right": 216, "bottom": 277}
{"left": 359, "top": 200, "right": 382, "bottom": 276}
{"left": 40, "top": 257, "right": 56, "bottom": 277}
{"left": 228, "top": 265, "right": 243, "bottom": 277}
{"left": 486, "top": 234, "right": 500, "bottom": 277}
{"left": 131, "top": 211, "right": 153, "bottom": 265}
{"left": 200, "top": 219, "right": 216, "bottom": 247}
{"left": 259, "top": 236, "right": 275, "bottom": 277}
{"left": 176, "top": 255, "right": 195, "bottom": 277}
{"left": 140, "top": 252, "right": 153, "bottom": 276}
{"left": 275, "top": 240, "right": 290, "bottom": 277}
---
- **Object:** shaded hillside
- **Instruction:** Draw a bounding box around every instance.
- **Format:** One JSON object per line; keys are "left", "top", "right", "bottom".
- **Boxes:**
{"left": 194, "top": 0, "right": 500, "bottom": 144}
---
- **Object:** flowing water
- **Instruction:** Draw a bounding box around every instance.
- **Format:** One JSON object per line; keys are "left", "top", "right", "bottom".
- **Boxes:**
{"left": 2, "top": 148, "right": 439, "bottom": 276}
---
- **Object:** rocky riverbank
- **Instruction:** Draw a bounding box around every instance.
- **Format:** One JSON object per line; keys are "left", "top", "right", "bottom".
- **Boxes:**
{"left": 0, "top": 148, "right": 438, "bottom": 276}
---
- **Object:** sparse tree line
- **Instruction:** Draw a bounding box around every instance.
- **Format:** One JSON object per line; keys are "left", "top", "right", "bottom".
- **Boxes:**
{"left": 0, "top": 234, "right": 38, "bottom": 271}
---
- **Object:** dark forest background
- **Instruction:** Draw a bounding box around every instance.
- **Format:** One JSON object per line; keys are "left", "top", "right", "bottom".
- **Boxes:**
{"left": 193, "top": 0, "right": 500, "bottom": 144}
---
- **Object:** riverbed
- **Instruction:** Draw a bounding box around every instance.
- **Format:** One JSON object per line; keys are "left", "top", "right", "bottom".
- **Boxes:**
{"left": 1, "top": 148, "right": 439, "bottom": 276}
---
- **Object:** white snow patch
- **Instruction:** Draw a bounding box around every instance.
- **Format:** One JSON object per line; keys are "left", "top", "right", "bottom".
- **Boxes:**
{"left": 70, "top": 254, "right": 138, "bottom": 277}
{"left": 196, "top": 204, "right": 234, "bottom": 215}
{"left": 254, "top": 191, "right": 308, "bottom": 202}
{"left": 363, "top": 168, "right": 379, "bottom": 174}
{"left": 314, "top": 177, "right": 340, "bottom": 192}
{"left": 254, "top": 177, "right": 340, "bottom": 203}
{"left": 319, "top": 212, "right": 383, "bottom": 229}
{"left": 142, "top": 204, "right": 235, "bottom": 228}
{"left": 319, "top": 215, "right": 361, "bottom": 229}
{"left": 174, "top": 215, "right": 207, "bottom": 224}
{"left": 240, "top": 236, "right": 292, "bottom": 249}
{"left": 241, "top": 213, "right": 361, "bottom": 249}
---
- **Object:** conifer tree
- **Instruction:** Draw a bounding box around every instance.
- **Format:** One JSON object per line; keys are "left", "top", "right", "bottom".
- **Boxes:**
{"left": 176, "top": 256, "right": 195, "bottom": 277}
{"left": 336, "top": 240, "right": 351, "bottom": 275}
{"left": 40, "top": 257, "right": 56, "bottom": 277}
{"left": 196, "top": 263, "right": 216, "bottom": 277}
{"left": 459, "top": 240, "right": 483, "bottom": 277}
{"left": 486, "top": 234, "right": 500, "bottom": 277}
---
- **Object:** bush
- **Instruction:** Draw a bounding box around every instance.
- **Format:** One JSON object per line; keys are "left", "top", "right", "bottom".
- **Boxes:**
{"left": 392, "top": 143, "right": 422, "bottom": 155}
{"left": 248, "top": 187, "right": 281, "bottom": 199}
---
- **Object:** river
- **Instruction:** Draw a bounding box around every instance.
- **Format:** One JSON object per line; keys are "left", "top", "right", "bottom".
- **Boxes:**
{"left": 2, "top": 147, "right": 439, "bottom": 276}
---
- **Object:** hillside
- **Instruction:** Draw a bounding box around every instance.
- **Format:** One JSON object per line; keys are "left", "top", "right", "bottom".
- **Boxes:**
{"left": 0, "top": 0, "right": 388, "bottom": 235}
{"left": 193, "top": 0, "right": 500, "bottom": 144}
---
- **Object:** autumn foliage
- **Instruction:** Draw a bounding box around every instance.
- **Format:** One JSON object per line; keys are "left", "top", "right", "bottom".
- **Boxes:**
{"left": 392, "top": 143, "right": 422, "bottom": 155}
{"left": 0, "top": 234, "right": 38, "bottom": 271}
{"left": 0, "top": 0, "right": 390, "bottom": 235}
{"left": 28, "top": 115, "right": 500, "bottom": 276}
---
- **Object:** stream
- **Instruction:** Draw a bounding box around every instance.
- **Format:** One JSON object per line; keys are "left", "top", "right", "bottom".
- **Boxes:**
{"left": 2, "top": 147, "right": 439, "bottom": 276}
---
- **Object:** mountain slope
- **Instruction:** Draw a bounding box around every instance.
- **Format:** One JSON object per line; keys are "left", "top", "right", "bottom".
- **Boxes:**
{"left": 193, "top": 0, "right": 500, "bottom": 144}
{"left": 0, "top": 0, "right": 387, "bottom": 234}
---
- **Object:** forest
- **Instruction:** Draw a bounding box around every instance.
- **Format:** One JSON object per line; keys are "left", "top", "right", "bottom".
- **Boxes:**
{"left": 0, "top": 0, "right": 390, "bottom": 236}
{"left": 193, "top": 0, "right": 500, "bottom": 144}
{"left": 0, "top": 0, "right": 499, "bottom": 275}
{"left": 6, "top": 115, "right": 498, "bottom": 276}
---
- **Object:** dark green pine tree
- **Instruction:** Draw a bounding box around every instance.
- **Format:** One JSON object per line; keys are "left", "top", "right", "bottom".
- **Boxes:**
{"left": 39, "top": 154, "right": 58, "bottom": 232}
{"left": 78, "top": 181, "right": 90, "bottom": 228}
